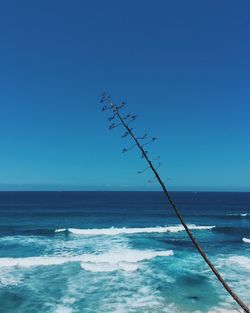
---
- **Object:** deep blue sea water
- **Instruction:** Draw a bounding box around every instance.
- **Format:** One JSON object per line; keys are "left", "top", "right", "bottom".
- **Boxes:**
{"left": 0, "top": 191, "right": 249, "bottom": 313}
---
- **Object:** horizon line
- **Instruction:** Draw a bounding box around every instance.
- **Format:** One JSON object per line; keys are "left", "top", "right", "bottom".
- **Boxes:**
{"left": 0, "top": 188, "right": 250, "bottom": 193}
{"left": 0, "top": 184, "right": 249, "bottom": 192}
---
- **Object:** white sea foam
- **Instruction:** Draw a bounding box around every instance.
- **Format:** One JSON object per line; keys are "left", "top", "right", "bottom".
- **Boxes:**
{"left": 0, "top": 256, "right": 76, "bottom": 268}
{"left": 0, "top": 249, "right": 173, "bottom": 271}
{"left": 54, "top": 305, "right": 73, "bottom": 313}
{"left": 227, "top": 213, "right": 249, "bottom": 217}
{"left": 242, "top": 237, "right": 250, "bottom": 243}
{"left": 0, "top": 268, "right": 23, "bottom": 286}
{"left": 81, "top": 261, "right": 139, "bottom": 272}
{"left": 227, "top": 256, "right": 250, "bottom": 270}
{"left": 55, "top": 224, "right": 215, "bottom": 236}
{"left": 55, "top": 228, "right": 67, "bottom": 233}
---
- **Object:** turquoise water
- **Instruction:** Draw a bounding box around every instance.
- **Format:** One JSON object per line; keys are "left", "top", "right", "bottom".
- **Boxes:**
{"left": 0, "top": 192, "right": 249, "bottom": 313}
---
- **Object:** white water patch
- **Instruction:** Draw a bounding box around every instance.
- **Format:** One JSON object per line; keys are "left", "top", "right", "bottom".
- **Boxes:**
{"left": 98, "top": 280, "right": 179, "bottom": 313}
{"left": 227, "top": 213, "right": 249, "bottom": 217}
{"left": 80, "top": 249, "right": 173, "bottom": 272}
{"left": 52, "top": 261, "right": 180, "bottom": 313}
{"left": 56, "top": 224, "right": 215, "bottom": 236}
{"left": 214, "top": 255, "right": 250, "bottom": 308}
{"left": 0, "top": 235, "right": 47, "bottom": 246}
{"left": 0, "top": 268, "right": 23, "bottom": 286}
{"left": 227, "top": 256, "right": 250, "bottom": 270}
{"left": 242, "top": 237, "right": 250, "bottom": 243}
{"left": 54, "top": 305, "right": 73, "bottom": 313}
{"left": 0, "top": 249, "right": 173, "bottom": 271}
{"left": 55, "top": 228, "right": 67, "bottom": 233}
{"left": 81, "top": 261, "right": 139, "bottom": 272}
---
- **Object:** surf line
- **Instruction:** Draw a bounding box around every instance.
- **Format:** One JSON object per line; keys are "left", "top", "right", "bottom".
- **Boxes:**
{"left": 100, "top": 93, "right": 249, "bottom": 313}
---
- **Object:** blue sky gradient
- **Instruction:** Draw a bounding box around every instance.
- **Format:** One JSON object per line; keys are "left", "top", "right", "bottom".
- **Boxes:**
{"left": 0, "top": 0, "right": 249, "bottom": 191}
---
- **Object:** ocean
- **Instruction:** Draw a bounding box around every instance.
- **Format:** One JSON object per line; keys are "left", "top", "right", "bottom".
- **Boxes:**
{"left": 0, "top": 191, "right": 249, "bottom": 313}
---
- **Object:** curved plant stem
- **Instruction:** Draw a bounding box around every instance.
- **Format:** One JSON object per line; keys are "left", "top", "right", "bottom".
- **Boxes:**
{"left": 112, "top": 105, "right": 249, "bottom": 313}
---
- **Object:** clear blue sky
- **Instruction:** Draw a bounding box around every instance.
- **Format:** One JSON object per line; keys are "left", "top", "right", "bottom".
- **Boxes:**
{"left": 0, "top": 0, "right": 249, "bottom": 191}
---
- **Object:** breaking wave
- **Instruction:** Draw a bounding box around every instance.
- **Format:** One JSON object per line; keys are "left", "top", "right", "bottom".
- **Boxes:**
{"left": 0, "top": 249, "right": 173, "bottom": 272}
{"left": 55, "top": 225, "right": 215, "bottom": 236}
{"left": 242, "top": 238, "right": 250, "bottom": 243}
{"left": 227, "top": 213, "right": 250, "bottom": 217}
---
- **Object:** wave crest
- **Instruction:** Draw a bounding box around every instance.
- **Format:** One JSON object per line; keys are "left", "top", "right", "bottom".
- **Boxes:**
{"left": 0, "top": 249, "right": 173, "bottom": 272}
{"left": 54, "top": 225, "right": 215, "bottom": 236}
{"left": 81, "top": 261, "right": 139, "bottom": 272}
{"left": 242, "top": 237, "right": 250, "bottom": 243}
{"left": 227, "top": 213, "right": 250, "bottom": 217}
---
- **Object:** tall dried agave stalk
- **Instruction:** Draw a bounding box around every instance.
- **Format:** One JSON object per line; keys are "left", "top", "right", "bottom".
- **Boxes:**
{"left": 100, "top": 92, "right": 249, "bottom": 313}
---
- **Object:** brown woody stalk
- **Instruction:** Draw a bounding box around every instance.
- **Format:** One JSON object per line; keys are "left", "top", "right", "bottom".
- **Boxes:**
{"left": 101, "top": 94, "right": 249, "bottom": 313}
